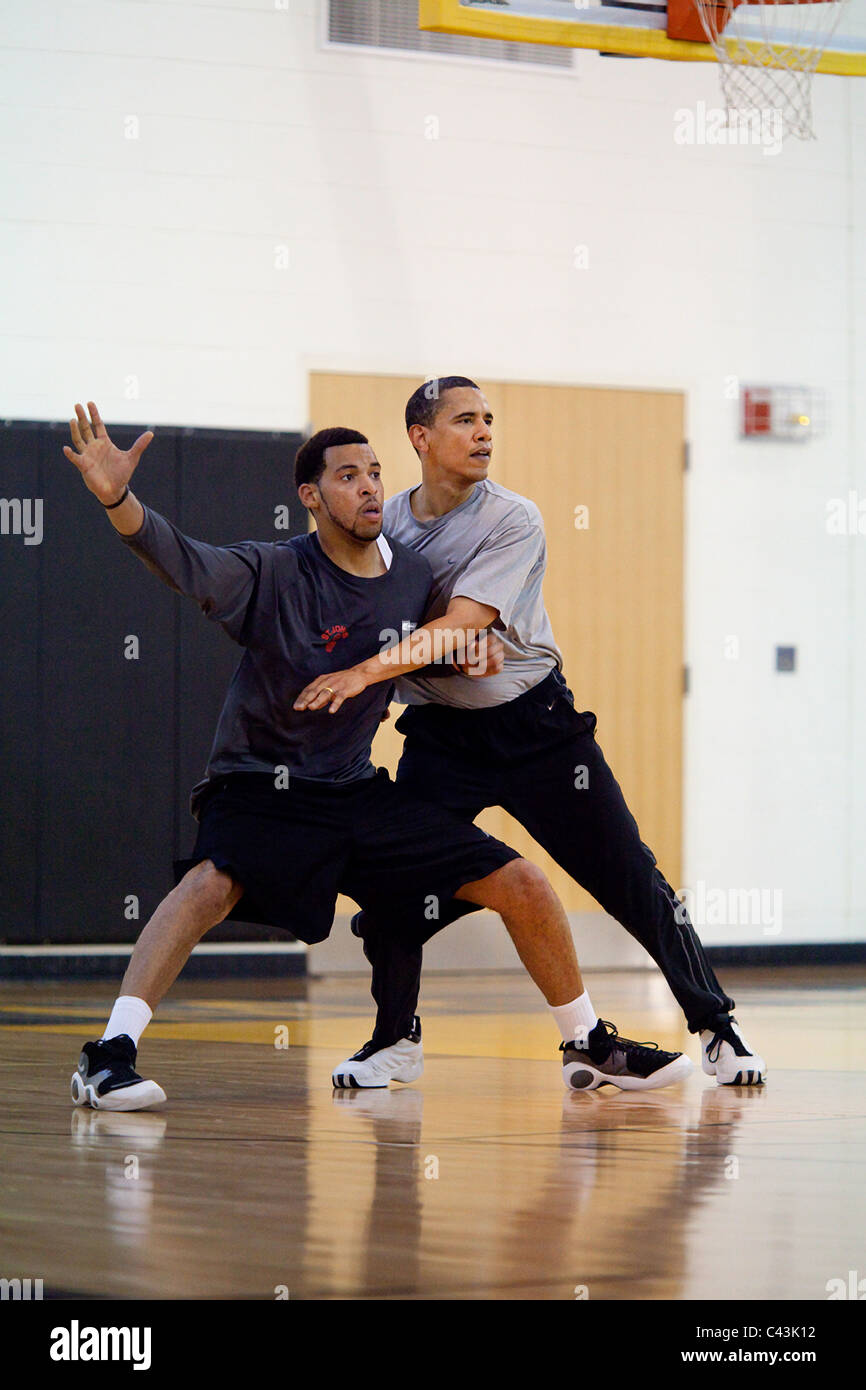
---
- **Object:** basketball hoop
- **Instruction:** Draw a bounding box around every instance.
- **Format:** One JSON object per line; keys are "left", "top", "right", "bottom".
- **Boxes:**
{"left": 680, "top": 2, "right": 851, "bottom": 140}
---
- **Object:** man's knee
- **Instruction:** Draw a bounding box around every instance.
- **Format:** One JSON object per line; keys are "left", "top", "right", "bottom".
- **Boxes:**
{"left": 498, "top": 857, "right": 549, "bottom": 898}
{"left": 179, "top": 859, "right": 242, "bottom": 920}
{"left": 468, "top": 856, "right": 550, "bottom": 908}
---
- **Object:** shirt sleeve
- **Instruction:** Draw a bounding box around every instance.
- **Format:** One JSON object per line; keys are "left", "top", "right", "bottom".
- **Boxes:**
{"left": 120, "top": 505, "right": 266, "bottom": 644}
{"left": 451, "top": 519, "right": 545, "bottom": 630}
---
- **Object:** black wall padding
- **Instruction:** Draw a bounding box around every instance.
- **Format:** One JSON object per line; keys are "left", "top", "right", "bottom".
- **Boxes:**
{"left": 0, "top": 420, "right": 305, "bottom": 945}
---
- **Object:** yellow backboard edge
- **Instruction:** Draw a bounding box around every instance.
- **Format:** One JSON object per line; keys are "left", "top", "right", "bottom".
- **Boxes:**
{"left": 418, "top": 0, "right": 866, "bottom": 77}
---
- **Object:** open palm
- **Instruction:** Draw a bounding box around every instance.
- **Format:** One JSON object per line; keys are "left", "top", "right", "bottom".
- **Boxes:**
{"left": 62, "top": 400, "right": 153, "bottom": 505}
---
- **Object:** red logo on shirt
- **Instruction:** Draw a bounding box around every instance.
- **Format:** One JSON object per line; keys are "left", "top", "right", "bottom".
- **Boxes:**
{"left": 321, "top": 624, "right": 349, "bottom": 653}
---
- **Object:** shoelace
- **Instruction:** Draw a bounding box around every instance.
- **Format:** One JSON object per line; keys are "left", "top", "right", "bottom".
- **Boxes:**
{"left": 706, "top": 1019, "right": 743, "bottom": 1064}
{"left": 599, "top": 1019, "right": 662, "bottom": 1061}
{"left": 559, "top": 1020, "right": 662, "bottom": 1061}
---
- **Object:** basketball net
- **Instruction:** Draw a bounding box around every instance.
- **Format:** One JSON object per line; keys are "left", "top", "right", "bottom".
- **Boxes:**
{"left": 692, "top": 1, "right": 851, "bottom": 139}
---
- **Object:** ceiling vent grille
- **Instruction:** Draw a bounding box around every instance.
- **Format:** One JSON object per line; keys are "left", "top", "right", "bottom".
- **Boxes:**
{"left": 327, "top": 0, "right": 573, "bottom": 68}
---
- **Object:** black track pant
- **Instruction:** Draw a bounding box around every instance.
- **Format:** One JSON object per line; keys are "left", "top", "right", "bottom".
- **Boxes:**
{"left": 362, "top": 670, "right": 734, "bottom": 1048}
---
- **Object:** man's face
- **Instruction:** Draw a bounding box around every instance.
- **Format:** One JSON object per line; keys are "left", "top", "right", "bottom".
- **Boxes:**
{"left": 314, "top": 443, "right": 384, "bottom": 541}
{"left": 419, "top": 387, "right": 493, "bottom": 480}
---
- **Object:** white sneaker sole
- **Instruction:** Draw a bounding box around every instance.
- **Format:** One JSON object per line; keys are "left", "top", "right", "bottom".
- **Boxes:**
{"left": 331, "top": 1056, "right": 424, "bottom": 1089}
{"left": 70, "top": 1071, "right": 167, "bottom": 1111}
{"left": 702, "top": 1058, "right": 767, "bottom": 1086}
{"left": 563, "top": 1053, "right": 693, "bottom": 1092}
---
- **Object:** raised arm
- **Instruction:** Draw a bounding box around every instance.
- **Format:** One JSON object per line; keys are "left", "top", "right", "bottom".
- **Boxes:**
{"left": 63, "top": 400, "right": 261, "bottom": 640}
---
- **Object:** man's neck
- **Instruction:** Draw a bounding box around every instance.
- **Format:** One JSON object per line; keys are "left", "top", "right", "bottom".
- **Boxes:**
{"left": 315, "top": 527, "right": 385, "bottom": 577}
{"left": 411, "top": 470, "right": 477, "bottom": 522}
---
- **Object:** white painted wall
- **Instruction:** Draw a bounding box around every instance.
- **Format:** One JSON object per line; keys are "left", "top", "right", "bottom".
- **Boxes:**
{"left": 2, "top": 1, "right": 863, "bottom": 949}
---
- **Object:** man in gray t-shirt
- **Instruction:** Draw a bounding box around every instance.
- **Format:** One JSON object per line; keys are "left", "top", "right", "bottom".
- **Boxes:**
{"left": 327, "top": 378, "right": 766, "bottom": 1092}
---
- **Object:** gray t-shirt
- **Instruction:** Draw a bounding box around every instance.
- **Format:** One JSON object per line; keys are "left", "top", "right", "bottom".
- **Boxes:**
{"left": 121, "top": 507, "right": 433, "bottom": 807}
{"left": 384, "top": 479, "right": 562, "bottom": 709}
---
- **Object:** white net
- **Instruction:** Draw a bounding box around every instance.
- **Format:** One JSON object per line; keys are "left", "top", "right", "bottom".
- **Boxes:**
{"left": 694, "top": 1, "right": 850, "bottom": 139}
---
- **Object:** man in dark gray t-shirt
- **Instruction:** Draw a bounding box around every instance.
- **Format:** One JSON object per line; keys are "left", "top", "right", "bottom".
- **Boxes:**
{"left": 61, "top": 403, "right": 658, "bottom": 1110}
{"left": 123, "top": 493, "right": 430, "bottom": 803}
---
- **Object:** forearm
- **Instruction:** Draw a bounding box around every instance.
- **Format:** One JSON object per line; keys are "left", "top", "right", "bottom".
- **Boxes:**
{"left": 355, "top": 614, "right": 491, "bottom": 687}
{"left": 294, "top": 600, "right": 501, "bottom": 714}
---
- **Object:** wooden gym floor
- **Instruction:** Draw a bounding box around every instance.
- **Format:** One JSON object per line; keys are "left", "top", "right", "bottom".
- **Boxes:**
{"left": 1, "top": 965, "right": 864, "bottom": 1301}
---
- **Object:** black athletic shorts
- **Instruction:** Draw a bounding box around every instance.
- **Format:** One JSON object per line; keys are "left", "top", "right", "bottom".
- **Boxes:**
{"left": 175, "top": 769, "right": 520, "bottom": 945}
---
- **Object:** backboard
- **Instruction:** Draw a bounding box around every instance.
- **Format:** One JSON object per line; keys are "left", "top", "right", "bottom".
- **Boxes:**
{"left": 418, "top": 1, "right": 866, "bottom": 76}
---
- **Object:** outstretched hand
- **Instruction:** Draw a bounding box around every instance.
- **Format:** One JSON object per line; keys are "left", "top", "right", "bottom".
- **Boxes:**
{"left": 62, "top": 401, "right": 153, "bottom": 505}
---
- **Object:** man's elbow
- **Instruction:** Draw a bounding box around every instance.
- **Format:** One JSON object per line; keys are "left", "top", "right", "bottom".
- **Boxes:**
{"left": 445, "top": 598, "right": 499, "bottom": 630}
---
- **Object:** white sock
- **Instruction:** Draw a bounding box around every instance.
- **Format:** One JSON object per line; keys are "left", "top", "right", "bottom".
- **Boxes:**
{"left": 103, "top": 995, "right": 153, "bottom": 1047}
{"left": 551, "top": 991, "right": 598, "bottom": 1043}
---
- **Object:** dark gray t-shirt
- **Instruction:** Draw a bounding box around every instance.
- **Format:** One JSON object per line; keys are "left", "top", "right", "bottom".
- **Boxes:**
{"left": 121, "top": 508, "right": 433, "bottom": 808}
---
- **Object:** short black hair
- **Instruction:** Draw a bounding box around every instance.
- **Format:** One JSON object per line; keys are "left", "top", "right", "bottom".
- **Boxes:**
{"left": 294, "top": 426, "right": 369, "bottom": 489}
{"left": 405, "top": 376, "right": 480, "bottom": 433}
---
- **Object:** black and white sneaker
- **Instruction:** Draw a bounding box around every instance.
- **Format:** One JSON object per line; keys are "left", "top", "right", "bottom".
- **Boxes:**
{"left": 561, "top": 1018, "right": 693, "bottom": 1092}
{"left": 701, "top": 1016, "right": 766, "bottom": 1086}
{"left": 332, "top": 1017, "right": 423, "bottom": 1089}
{"left": 70, "top": 1035, "right": 167, "bottom": 1112}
